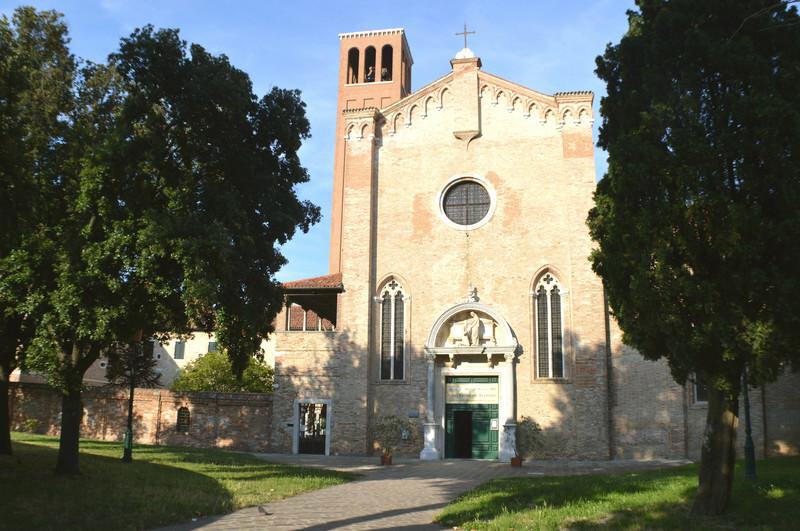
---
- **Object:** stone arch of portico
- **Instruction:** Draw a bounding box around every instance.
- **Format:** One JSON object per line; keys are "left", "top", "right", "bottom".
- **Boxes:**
{"left": 420, "top": 302, "right": 519, "bottom": 462}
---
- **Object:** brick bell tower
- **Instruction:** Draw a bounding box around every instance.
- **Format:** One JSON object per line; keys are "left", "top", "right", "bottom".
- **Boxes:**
{"left": 329, "top": 28, "right": 413, "bottom": 273}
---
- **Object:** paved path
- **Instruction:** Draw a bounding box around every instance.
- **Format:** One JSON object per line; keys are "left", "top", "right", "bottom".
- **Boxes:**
{"left": 158, "top": 455, "right": 690, "bottom": 531}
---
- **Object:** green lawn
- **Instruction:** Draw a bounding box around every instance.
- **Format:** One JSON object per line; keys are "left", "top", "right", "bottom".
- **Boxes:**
{"left": 0, "top": 432, "right": 354, "bottom": 531}
{"left": 436, "top": 457, "right": 800, "bottom": 530}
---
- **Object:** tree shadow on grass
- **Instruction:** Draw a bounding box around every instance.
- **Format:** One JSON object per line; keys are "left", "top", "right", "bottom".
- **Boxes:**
{"left": 1, "top": 441, "right": 234, "bottom": 531}
{"left": 3, "top": 435, "right": 355, "bottom": 531}
{"left": 436, "top": 458, "right": 800, "bottom": 530}
{"left": 435, "top": 466, "right": 695, "bottom": 527}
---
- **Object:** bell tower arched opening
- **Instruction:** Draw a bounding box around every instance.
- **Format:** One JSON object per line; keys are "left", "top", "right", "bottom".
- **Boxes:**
{"left": 364, "top": 46, "right": 376, "bottom": 82}
{"left": 381, "top": 44, "right": 393, "bottom": 81}
{"left": 347, "top": 47, "right": 359, "bottom": 84}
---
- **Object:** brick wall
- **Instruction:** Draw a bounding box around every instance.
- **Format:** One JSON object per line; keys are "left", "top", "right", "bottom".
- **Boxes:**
{"left": 9, "top": 383, "right": 273, "bottom": 452}
{"left": 764, "top": 368, "right": 800, "bottom": 457}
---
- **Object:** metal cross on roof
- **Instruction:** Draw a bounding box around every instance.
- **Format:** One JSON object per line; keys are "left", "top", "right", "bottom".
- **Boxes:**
{"left": 455, "top": 23, "right": 476, "bottom": 49}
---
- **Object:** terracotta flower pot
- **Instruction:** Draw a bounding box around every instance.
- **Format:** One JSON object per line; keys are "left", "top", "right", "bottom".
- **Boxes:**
{"left": 510, "top": 455, "right": 523, "bottom": 467}
{"left": 381, "top": 453, "right": 393, "bottom": 466}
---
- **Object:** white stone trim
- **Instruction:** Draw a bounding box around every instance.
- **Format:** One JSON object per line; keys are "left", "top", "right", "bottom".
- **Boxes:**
{"left": 291, "top": 398, "right": 333, "bottom": 456}
{"left": 339, "top": 28, "right": 404, "bottom": 39}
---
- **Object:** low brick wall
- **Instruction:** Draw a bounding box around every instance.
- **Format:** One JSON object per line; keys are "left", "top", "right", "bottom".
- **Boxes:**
{"left": 9, "top": 382, "right": 273, "bottom": 452}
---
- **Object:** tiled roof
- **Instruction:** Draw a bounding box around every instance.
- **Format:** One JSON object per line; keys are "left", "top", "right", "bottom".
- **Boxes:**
{"left": 282, "top": 272, "right": 344, "bottom": 291}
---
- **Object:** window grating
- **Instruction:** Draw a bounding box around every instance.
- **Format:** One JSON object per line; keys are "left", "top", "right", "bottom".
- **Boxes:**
{"left": 535, "top": 276, "right": 566, "bottom": 379}
{"left": 536, "top": 286, "right": 549, "bottom": 378}
{"left": 443, "top": 181, "right": 490, "bottom": 226}
{"left": 177, "top": 407, "right": 190, "bottom": 432}
{"left": 694, "top": 374, "right": 708, "bottom": 403}
{"left": 551, "top": 286, "right": 564, "bottom": 378}
{"left": 381, "top": 291, "right": 392, "bottom": 379}
{"left": 393, "top": 292, "right": 404, "bottom": 380}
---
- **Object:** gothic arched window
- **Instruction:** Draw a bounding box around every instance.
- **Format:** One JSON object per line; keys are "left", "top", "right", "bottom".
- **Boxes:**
{"left": 379, "top": 280, "right": 405, "bottom": 380}
{"left": 535, "top": 273, "right": 565, "bottom": 379}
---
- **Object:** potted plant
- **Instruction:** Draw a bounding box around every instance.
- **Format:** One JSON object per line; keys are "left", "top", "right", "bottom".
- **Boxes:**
{"left": 372, "top": 415, "right": 418, "bottom": 465}
{"left": 512, "top": 416, "right": 543, "bottom": 467}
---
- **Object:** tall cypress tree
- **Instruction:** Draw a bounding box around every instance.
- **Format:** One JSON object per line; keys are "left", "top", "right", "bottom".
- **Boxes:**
{"left": 590, "top": 0, "right": 800, "bottom": 514}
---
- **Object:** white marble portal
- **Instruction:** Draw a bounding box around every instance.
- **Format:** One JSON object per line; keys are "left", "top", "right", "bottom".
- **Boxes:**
{"left": 420, "top": 300, "right": 518, "bottom": 461}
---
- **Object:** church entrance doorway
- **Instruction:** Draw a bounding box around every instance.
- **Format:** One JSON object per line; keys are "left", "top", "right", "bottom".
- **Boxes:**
{"left": 445, "top": 376, "right": 499, "bottom": 459}
{"left": 453, "top": 411, "right": 472, "bottom": 457}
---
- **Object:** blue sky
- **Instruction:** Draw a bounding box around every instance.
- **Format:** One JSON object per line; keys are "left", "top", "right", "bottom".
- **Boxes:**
{"left": 3, "top": 0, "right": 634, "bottom": 281}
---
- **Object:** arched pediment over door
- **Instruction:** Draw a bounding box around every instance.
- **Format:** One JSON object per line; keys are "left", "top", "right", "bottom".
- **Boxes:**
{"left": 425, "top": 302, "right": 518, "bottom": 364}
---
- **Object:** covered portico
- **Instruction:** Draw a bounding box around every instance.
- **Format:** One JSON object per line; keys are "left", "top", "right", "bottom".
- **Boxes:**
{"left": 420, "top": 300, "right": 519, "bottom": 462}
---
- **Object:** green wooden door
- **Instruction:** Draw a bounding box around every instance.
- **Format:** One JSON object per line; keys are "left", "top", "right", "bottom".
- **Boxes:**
{"left": 445, "top": 376, "right": 499, "bottom": 459}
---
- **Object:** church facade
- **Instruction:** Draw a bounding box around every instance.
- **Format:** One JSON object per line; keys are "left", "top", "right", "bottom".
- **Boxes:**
{"left": 267, "top": 28, "right": 800, "bottom": 461}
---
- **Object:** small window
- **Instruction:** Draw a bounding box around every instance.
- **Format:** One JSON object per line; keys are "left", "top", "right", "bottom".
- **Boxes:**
{"left": 693, "top": 373, "right": 708, "bottom": 403}
{"left": 177, "top": 407, "right": 190, "bottom": 432}
{"left": 442, "top": 180, "right": 491, "bottom": 227}
{"left": 174, "top": 341, "right": 185, "bottom": 360}
{"left": 207, "top": 341, "right": 218, "bottom": 353}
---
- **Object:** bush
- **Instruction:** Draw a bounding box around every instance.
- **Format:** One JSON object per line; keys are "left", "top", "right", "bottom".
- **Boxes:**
{"left": 372, "top": 415, "right": 419, "bottom": 456}
{"left": 515, "top": 416, "right": 543, "bottom": 459}
{"left": 22, "top": 419, "right": 41, "bottom": 434}
{"left": 171, "top": 351, "right": 273, "bottom": 393}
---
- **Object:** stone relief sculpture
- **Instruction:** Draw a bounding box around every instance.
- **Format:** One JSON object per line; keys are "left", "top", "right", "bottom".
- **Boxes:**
{"left": 464, "top": 311, "right": 481, "bottom": 345}
{"left": 446, "top": 311, "right": 497, "bottom": 347}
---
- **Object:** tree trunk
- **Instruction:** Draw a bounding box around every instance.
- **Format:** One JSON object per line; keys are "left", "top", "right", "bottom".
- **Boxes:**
{"left": 691, "top": 387, "right": 739, "bottom": 515}
{"left": 122, "top": 382, "right": 134, "bottom": 463}
{"left": 55, "top": 387, "right": 83, "bottom": 475}
{"left": 0, "top": 375, "right": 11, "bottom": 456}
{"left": 0, "top": 317, "right": 22, "bottom": 456}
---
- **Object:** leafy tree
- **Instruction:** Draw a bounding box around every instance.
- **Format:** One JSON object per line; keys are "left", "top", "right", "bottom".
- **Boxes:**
{"left": 0, "top": 7, "right": 76, "bottom": 456}
{"left": 589, "top": 0, "right": 800, "bottom": 515}
{"left": 105, "top": 340, "right": 162, "bottom": 462}
{"left": 171, "top": 350, "right": 273, "bottom": 393}
{"left": 17, "top": 21, "right": 317, "bottom": 475}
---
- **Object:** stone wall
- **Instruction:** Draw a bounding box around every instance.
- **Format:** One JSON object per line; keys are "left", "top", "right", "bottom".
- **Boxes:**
{"left": 9, "top": 382, "right": 273, "bottom": 452}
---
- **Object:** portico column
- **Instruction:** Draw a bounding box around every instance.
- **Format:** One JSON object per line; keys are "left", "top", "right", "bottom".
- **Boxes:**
{"left": 420, "top": 350, "right": 440, "bottom": 460}
{"left": 499, "top": 351, "right": 517, "bottom": 462}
